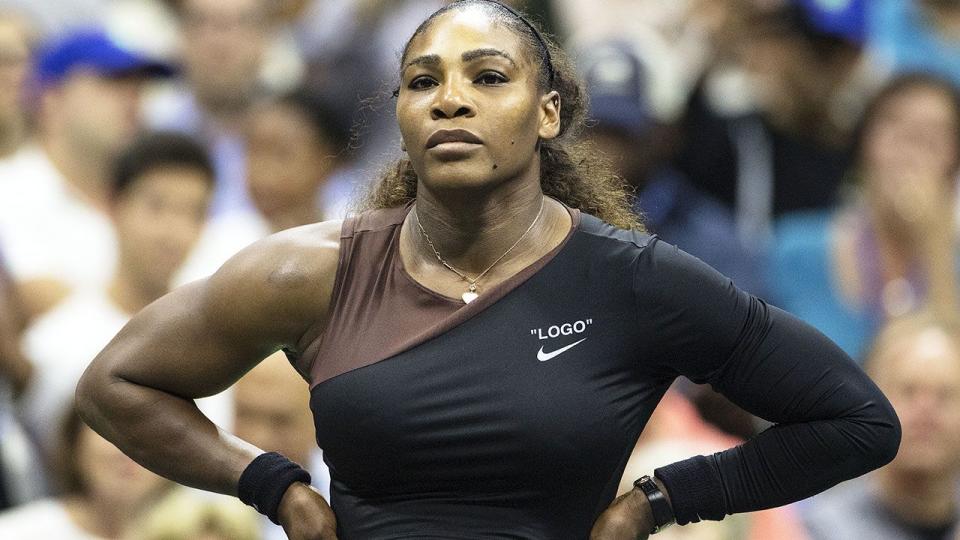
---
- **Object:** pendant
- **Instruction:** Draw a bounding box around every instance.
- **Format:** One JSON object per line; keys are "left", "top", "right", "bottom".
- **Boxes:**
{"left": 462, "top": 283, "right": 479, "bottom": 304}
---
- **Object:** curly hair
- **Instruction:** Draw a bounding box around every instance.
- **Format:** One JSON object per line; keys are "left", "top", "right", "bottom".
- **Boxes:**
{"left": 355, "top": 0, "right": 643, "bottom": 231}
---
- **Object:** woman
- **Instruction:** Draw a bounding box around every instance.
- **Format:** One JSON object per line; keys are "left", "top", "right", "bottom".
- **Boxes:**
{"left": 77, "top": 2, "right": 900, "bottom": 539}
{"left": 770, "top": 73, "right": 960, "bottom": 360}
{"left": 0, "top": 406, "right": 171, "bottom": 539}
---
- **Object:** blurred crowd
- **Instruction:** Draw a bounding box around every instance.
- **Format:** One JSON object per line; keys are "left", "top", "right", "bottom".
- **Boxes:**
{"left": 0, "top": 0, "right": 959, "bottom": 538}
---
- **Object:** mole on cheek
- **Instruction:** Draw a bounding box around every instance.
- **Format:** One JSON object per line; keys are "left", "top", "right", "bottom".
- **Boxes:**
{"left": 493, "top": 164, "right": 498, "bottom": 170}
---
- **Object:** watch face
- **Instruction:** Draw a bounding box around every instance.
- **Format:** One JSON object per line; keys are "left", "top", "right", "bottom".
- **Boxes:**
{"left": 635, "top": 476, "right": 655, "bottom": 493}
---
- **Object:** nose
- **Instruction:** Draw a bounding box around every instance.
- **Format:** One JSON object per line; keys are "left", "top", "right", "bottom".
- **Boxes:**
{"left": 431, "top": 78, "right": 475, "bottom": 120}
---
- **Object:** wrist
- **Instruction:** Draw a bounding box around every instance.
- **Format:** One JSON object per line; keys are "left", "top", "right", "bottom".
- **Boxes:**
{"left": 277, "top": 481, "right": 313, "bottom": 523}
{"left": 238, "top": 452, "right": 312, "bottom": 525}
{"left": 633, "top": 474, "right": 675, "bottom": 534}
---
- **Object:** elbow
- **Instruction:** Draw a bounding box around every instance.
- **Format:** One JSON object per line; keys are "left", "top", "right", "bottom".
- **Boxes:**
{"left": 75, "top": 358, "right": 112, "bottom": 429}
{"left": 74, "top": 364, "right": 98, "bottom": 425}
{"left": 867, "top": 399, "right": 902, "bottom": 470}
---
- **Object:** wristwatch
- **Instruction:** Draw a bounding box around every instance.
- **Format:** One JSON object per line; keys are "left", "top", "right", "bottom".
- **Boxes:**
{"left": 633, "top": 475, "right": 675, "bottom": 534}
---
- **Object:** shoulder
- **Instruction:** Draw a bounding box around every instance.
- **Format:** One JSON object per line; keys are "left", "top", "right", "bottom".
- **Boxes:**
{"left": 576, "top": 213, "right": 654, "bottom": 251}
{"left": 573, "top": 214, "right": 720, "bottom": 285}
{"left": 201, "top": 220, "right": 343, "bottom": 333}
{"left": 574, "top": 215, "right": 732, "bottom": 303}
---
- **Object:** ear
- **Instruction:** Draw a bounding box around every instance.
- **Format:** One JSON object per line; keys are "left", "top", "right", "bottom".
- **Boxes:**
{"left": 538, "top": 90, "right": 561, "bottom": 140}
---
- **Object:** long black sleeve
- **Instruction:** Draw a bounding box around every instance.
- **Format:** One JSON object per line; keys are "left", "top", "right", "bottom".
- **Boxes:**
{"left": 635, "top": 239, "right": 901, "bottom": 524}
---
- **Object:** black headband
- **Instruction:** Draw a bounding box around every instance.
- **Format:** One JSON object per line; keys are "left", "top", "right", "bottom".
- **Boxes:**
{"left": 475, "top": 0, "right": 555, "bottom": 89}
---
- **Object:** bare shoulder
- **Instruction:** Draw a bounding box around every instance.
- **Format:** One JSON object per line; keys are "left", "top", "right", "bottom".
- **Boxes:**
{"left": 243, "top": 219, "right": 342, "bottom": 289}
{"left": 202, "top": 219, "right": 344, "bottom": 346}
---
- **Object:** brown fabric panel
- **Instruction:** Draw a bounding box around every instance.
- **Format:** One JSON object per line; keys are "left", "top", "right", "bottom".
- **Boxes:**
{"left": 287, "top": 214, "right": 357, "bottom": 379}
{"left": 306, "top": 204, "right": 580, "bottom": 389}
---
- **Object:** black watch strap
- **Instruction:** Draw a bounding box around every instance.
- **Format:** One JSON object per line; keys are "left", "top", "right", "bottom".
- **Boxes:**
{"left": 634, "top": 475, "right": 675, "bottom": 534}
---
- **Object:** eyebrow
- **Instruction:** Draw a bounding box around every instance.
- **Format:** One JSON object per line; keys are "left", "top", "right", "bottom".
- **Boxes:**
{"left": 462, "top": 48, "right": 517, "bottom": 67}
{"left": 403, "top": 48, "right": 518, "bottom": 72}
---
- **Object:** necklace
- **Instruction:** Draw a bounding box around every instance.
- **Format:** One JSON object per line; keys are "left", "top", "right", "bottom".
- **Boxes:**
{"left": 414, "top": 197, "right": 546, "bottom": 304}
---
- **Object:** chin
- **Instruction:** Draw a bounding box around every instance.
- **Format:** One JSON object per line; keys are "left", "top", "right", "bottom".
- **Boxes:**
{"left": 421, "top": 162, "right": 513, "bottom": 192}
{"left": 429, "top": 174, "right": 496, "bottom": 191}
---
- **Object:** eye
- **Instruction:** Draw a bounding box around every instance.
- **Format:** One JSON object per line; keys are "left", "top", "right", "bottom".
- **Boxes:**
{"left": 408, "top": 75, "right": 437, "bottom": 90}
{"left": 475, "top": 71, "right": 508, "bottom": 85}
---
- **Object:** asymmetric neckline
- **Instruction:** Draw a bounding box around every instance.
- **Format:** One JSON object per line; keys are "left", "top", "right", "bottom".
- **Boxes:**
{"left": 394, "top": 200, "right": 580, "bottom": 305}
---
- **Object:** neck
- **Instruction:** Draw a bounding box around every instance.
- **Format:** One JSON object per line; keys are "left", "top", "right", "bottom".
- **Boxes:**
{"left": 108, "top": 264, "right": 167, "bottom": 315}
{"left": 875, "top": 468, "right": 958, "bottom": 527}
{"left": 412, "top": 179, "right": 546, "bottom": 274}
{"left": 41, "top": 133, "right": 109, "bottom": 209}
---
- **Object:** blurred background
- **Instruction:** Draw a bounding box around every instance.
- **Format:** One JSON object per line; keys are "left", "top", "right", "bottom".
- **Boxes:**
{"left": 0, "top": 0, "right": 959, "bottom": 538}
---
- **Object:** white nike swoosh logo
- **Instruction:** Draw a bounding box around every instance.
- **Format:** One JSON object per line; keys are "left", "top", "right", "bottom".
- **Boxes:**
{"left": 537, "top": 338, "right": 587, "bottom": 361}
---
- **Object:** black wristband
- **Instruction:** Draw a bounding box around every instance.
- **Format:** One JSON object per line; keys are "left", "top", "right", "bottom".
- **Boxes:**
{"left": 634, "top": 475, "right": 675, "bottom": 534}
{"left": 238, "top": 452, "right": 312, "bottom": 525}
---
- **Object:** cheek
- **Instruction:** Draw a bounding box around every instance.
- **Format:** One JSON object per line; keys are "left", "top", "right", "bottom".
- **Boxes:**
{"left": 396, "top": 99, "right": 423, "bottom": 146}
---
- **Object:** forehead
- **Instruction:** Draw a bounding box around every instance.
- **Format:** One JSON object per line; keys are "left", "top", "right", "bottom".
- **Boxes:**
{"left": 407, "top": 7, "right": 527, "bottom": 64}
{"left": 878, "top": 328, "right": 960, "bottom": 386}
{"left": 879, "top": 86, "right": 956, "bottom": 121}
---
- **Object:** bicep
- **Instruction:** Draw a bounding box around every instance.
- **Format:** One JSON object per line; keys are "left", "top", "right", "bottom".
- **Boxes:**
{"left": 88, "top": 228, "right": 339, "bottom": 399}
{"left": 638, "top": 240, "right": 882, "bottom": 420}
{"left": 95, "top": 281, "right": 279, "bottom": 399}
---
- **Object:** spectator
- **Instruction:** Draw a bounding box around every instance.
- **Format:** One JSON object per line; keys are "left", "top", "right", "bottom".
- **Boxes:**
{"left": 0, "top": 256, "right": 45, "bottom": 511}
{"left": 0, "top": 406, "right": 172, "bottom": 538}
{"left": 0, "top": 29, "right": 172, "bottom": 319}
{"left": 675, "top": 1, "right": 870, "bottom": 248}
{"left": 801, "top": 311, "right": 960, "bottom": 540}
{"left": 175, "top": 89, "right": 350, "bottom": 283}
{"left": 148, "top": 0, "right": 277, "bottom": 216}
{"left": 770, "top": 73, "right": 960, "bottom": 360}
{"left": 18, "top": 132, "right": 215, "bottom": 456}
{"left": 232, "top": 352, "right": 330, "bottom": 540}
{"left": 582, "top": 39, "right": 764, "bottom": 296}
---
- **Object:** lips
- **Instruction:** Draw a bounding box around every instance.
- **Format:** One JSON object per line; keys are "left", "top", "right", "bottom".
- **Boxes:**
{"left": 425, "top": 129, "right": 482, "bottom": 149}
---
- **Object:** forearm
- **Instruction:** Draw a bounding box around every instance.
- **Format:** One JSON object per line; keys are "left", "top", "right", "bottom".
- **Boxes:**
{"left": 76, "top": 373, "right": 261, "bottom": 497}
{"left": 657, "top": 304, "right": 900, "bottom": 523}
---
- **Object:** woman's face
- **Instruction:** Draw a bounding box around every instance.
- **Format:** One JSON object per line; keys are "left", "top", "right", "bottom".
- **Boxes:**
{"left": 862, "top": 85, "right": 959, "bottom": 202}
{"left": 246, "top": 102, "right": 333, "bottom": 219}
{"left": 76, "top": 424, "right": 166, "bottom": 506}
{"left": 396, "top": 7, "right": 560, "bottom": 193}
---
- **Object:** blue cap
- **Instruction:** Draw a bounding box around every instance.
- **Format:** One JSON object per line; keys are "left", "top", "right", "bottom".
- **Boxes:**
{"left": 582, "top": 41, "right": 652, "bottom": 138}
{"left": 35, "top": 29, "right": 174, "bottom": 88}
{"left": 794, "top": 0, "right": 867, "bottom": 44}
